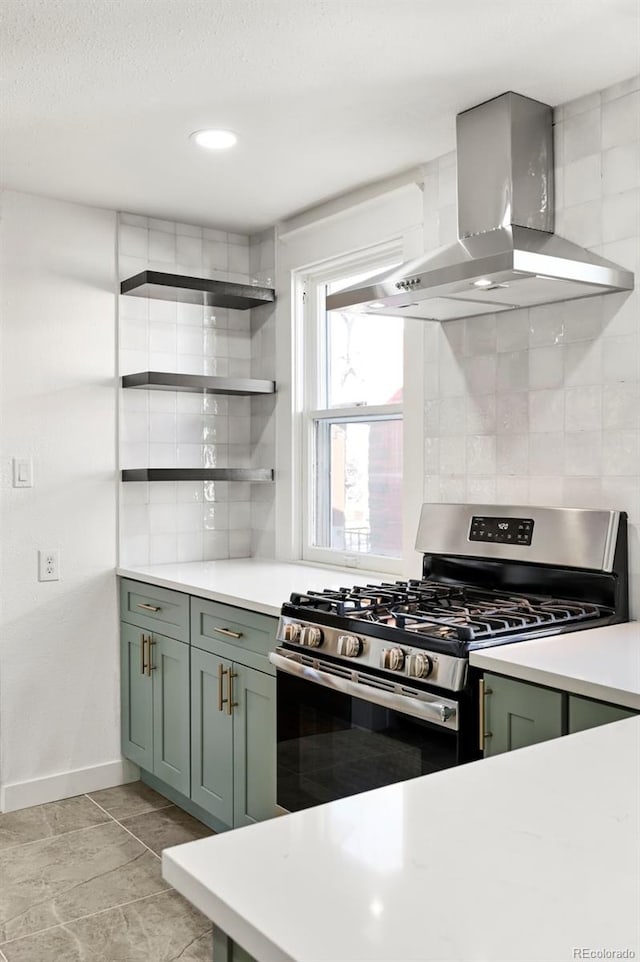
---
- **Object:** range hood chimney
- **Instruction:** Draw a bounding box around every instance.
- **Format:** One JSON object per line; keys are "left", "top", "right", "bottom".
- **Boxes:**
{"left": 326, "top": 92, "right": 633, "bottom": 321}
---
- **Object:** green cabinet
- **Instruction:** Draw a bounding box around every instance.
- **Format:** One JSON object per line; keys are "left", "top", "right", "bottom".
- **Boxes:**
{"left": 121, "top": 622, "right": 154, "bottom": 771}
{"left": 232, "top": 661, "right": 277, "bottom": 828}
{"left": 120, "top": 579, "right": 277, "bottom": 833}
{"left": 191, "top": 647, "right": 234, "bottom": 826}
{"left": 568, "top": 695, "right": 635, "bottom": 734}
{"left": 482, "top": 672, "right": 638, "bottom": 757}
{"left": 190, "top": 598, "right": 277, "bottom": 830}
{"left": 483, "top": 673, "right": 564, "bottom": 757}
{"left": 121, "top": 622, "right": 190, "bottom": 795}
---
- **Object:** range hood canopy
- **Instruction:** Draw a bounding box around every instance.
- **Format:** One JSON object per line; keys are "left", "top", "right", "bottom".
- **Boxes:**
{"left": 326, "top": 92, "right": 633, "bottom": 322}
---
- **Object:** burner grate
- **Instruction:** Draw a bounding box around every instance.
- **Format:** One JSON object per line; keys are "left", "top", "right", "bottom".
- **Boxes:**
{"left": 288, "top": 580, "right": 606, "bottom": 643}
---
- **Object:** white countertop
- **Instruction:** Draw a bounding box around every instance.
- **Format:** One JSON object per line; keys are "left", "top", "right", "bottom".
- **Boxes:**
{"left": 470, "top": 621, "right": 640, "bottom": 709}
{"left": 117, "top": 559, "right": 387, "bottom": 616}
{"left": 163, "top": 715, "right": 640, "bottom": 962}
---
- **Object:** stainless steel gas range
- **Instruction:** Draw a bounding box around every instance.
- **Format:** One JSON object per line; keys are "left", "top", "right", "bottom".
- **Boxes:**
{"left": 269, "top": 504, "right": 628, "bottom": 813}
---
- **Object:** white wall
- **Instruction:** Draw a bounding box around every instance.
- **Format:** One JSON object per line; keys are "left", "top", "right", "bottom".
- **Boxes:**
{"left": 0, "top": 190, "right": 126, "bottom": 811}
{"left": 421, "top": 75, "right": 640, "bottom": 617}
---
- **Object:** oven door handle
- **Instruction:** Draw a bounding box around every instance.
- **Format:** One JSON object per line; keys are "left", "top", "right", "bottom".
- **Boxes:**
{"left": 268, "top": 650, "right": 458, "bottom": 731}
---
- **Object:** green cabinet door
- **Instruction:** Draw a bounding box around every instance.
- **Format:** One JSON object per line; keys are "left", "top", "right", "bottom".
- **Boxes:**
{"left": 191, "top": 647, "right": 234, "bottom": 827}
{"left": 484, "top": 673, "right": 563, "bottom": 757}
{"left": 121, "top": 622, "right": 153, "bottom": 771}
{"left": 568, "top": 695, "right": 636, "bottom": 734}
{"left": 232, "top": 664, "right": 276, "bottom": 828}
{"left": 151, "top": 633, "right": 190, "bottom": 796}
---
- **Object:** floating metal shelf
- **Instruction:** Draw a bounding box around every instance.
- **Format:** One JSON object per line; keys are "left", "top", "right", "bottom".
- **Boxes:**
{"left": 121, "top": 468, "right": 274, "bottom": 483}
{"left": 120, "top": 270, "right": 275, "bottom": 309}
{"left": 121, "top": 372, "right": 275, "bottom": 396}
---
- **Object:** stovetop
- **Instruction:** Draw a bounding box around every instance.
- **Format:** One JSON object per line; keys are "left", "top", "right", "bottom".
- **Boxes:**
{"left": 286, "top": 579, "right": 608, "bottom": 645}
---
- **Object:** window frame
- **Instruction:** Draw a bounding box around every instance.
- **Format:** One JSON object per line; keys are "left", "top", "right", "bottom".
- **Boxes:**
{"left": 297, "top": 241, "right": 405, "bottom": 574}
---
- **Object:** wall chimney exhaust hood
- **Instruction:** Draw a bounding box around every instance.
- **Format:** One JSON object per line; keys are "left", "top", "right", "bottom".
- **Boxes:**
{"left": 326, "top": 92, "right": 633, "bottom": 322}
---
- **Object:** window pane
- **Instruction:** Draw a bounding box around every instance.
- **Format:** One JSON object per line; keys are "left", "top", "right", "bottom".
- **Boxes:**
{"left": 325, "top": 310, "right": 403, "bottom": 408}
{"left": 324, "top": 269, "right": 403, "bottom": 408}
{"left": 314, "top": 418, "right": 402, "bottom": 558}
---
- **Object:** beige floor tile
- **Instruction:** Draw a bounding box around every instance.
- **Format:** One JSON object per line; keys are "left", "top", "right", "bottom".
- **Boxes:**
{"left": 120, "top": 805, "right": 213, "bottom": 856}
{"left": 0, "top": 796, "right": 110, "bottom": 852}
{"left": 1, "top": 890, "right": 213, "bottom": 962}
{"left": 0, "top": 821, "right": 167, "bottom": 943}
{"left": 88, "top": 780, "right": 172, "bottom": 820}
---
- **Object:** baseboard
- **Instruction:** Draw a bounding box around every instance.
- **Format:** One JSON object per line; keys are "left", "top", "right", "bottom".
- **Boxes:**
{"left": 0, "top": 758, "right": 140, "bottom": 813}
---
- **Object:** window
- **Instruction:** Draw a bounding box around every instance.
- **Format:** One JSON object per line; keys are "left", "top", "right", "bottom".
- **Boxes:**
{"left": 300, "top": 253, "right": 404, "bottom": 572}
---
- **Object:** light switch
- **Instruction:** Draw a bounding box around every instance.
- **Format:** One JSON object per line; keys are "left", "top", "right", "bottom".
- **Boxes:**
{"left": 13, "top": 457, "right": 33, "bottom": 488}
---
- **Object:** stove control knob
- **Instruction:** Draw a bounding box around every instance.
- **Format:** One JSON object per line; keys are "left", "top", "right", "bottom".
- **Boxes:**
{"left": 337, "top": 634, "right": 362, "bottom": 657}
{"left": 299, "top": 626, "right": 323, "bottom": 648}
{"left": 406, "top": 653, "right": 434, "bottom": 678}
{"left": 381, "top": 647, "right": 405, "bottom": 671}
{"left": 282, "top": 623, "right": 302, "bottom": 643}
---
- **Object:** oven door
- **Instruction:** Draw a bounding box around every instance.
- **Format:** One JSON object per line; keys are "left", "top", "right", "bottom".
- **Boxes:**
{"left": 270, "top": 648, "right": 460, "bottom": 814}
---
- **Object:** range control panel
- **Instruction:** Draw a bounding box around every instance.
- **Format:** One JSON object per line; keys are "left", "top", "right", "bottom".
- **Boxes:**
{"left": 469, "top": 515, "right": 534, "bottom": 546}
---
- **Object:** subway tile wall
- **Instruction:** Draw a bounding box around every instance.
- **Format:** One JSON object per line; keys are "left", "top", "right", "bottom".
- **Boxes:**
{"left": 421, "top": 75, "right": 640, "bottom": 617}
{"left": 249, "top": 228, "right": 277, "bottom": 558}
{"left": 118, "top": 215, "right": 275, "bottom": 565}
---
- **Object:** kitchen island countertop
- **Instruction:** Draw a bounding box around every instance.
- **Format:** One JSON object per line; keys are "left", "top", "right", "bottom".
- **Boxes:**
{"left": 163, "top": 715, "right": 640, "bottom": 962}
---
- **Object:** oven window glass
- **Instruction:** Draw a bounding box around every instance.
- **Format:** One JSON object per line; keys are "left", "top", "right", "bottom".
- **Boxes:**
{"left": 277, "top": 672, "right": 458, "bottom": 813}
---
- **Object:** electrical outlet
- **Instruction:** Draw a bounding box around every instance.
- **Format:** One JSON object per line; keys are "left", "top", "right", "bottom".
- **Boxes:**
{"left": 38, "top": 550, "right": 60, "bottom": 582}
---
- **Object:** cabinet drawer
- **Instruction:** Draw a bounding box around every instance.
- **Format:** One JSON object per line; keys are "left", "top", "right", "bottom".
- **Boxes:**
{"left": 191, "top": 598, "right": 277, "bottom": 673}
{"left": 120, "top": 579, "right": 189, "bottom": 642}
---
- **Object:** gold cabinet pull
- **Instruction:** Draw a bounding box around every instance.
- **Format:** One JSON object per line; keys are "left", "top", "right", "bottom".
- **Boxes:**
{"left": 227, "top": 670, "right": 238, "bottom": 716}
{"left": 214, "top": 626, "right": 243, "bottom": 639}
{"left": 146, "top": 638, "right": 155, "bottom": 676}
{"left": 137, "top": 602, "right": 161, "bottom": 612}
{"left": 140, "top": 634, "right": 147, "bottom": 675}
{"left": 478, "top": 678, "right": 492, "bottom": 751}
{"left": 218, "top": 663, "right": 229, "bottom": 712}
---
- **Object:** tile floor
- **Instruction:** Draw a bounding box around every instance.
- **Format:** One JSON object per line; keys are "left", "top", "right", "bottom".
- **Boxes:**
{"left": 0, "top": 782, "right": 215, "bottom": 961}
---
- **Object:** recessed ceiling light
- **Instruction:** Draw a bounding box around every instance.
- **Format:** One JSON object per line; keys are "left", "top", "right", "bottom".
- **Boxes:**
{"left": 473, "top": 278, "right": 493, "bottom": 288}
{"left": 190, "top": 129, "right": 237, "bottom": 150}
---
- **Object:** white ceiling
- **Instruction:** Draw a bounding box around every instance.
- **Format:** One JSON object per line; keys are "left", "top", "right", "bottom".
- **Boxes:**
{"left": 1, "top": 0, "right": 638, "bottom": 233}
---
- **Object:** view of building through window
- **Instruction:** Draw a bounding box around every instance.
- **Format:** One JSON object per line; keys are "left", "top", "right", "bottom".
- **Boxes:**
{"left": 311, "top": 268, "right": 403, "bottom": 561}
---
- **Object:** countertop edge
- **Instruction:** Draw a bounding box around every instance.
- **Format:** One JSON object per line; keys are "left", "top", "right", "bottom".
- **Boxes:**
{"left": 163, "top": 854, "right": 294, "bottom": 962}
{"left": 469, "top": 651, "right": 640, "bottom": 710}
{"left": 117, "top": 566, "right": 282, "bottom": 616}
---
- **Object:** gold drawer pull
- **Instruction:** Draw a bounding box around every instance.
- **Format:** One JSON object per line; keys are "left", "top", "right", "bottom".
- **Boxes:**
{"left": 227, "top": 670, "right": 238, "bottom": 716}
{"left": 137, "top": 603, "right": 161, "bottom": 612}
{"left": 214, "top": 626, "right": 243, "bottom": 639}
{"left": 146, "top": 638, "right": 156, "bottom": 676}
{"left": 140, "top": 634, "right": 148, "bottom": 675}
{"left": 478, "top": 679, "right": 492, "bottom": 751}
{"left": 218, "top": 663, "right": 229, "bottom": 712}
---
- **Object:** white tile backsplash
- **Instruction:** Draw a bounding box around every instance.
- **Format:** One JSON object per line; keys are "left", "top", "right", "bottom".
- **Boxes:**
{"left": 602, "top": 143, "right": 640, "bottom": 195}
{"left": 563, "top": 107, "right": 601, "bottom": 164}
{"left": 119, "top": 216, "right": 275, "bottom": 565}
{"left": 529, "top": 346, "right": 565, "bottom": 390}
{"left": 564, "top": 153, "right": 602, "bottom": 207}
